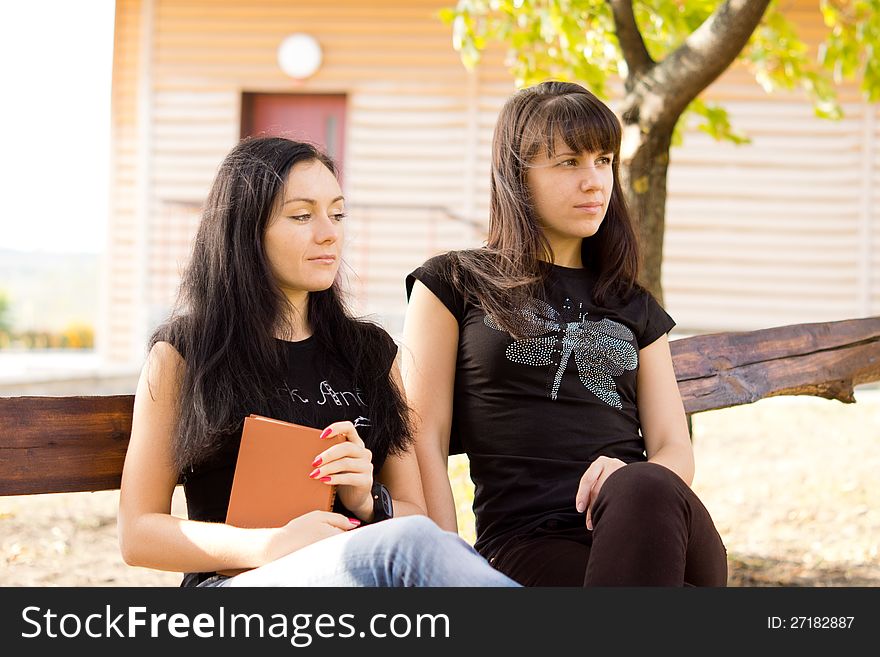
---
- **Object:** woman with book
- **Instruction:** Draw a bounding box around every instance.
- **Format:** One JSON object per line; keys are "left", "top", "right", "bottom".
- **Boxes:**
{"left": 402, "top": 81, "right": 728, "bottom": 586}
{"left": 117, "top": 136, "right": 518, "bottom": 587}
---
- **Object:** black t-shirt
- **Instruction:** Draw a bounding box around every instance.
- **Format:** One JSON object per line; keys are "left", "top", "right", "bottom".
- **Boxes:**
{"left": 177, "top": 332, "right": 397, "bottom": 587}
{"left": 405, "top": 251, "right": 675, "bottom": 559}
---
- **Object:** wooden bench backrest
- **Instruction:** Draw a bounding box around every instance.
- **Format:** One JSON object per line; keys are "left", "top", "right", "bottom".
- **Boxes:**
{"left": 0, "top": 396, "right": 134, "bottom": 495}
{"left": 1, "top": 316, "right": 878, "bottom": 496}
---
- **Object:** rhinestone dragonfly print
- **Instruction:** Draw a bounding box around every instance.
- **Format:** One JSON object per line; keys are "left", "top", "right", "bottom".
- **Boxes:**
{"left": 484, "top": 297, "right": 638, "bottom": 409}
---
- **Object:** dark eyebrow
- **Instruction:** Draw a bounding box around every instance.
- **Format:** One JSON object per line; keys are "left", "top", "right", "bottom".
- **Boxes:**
{"left": 283, "top": 196, "right": 345, "bottom": 205}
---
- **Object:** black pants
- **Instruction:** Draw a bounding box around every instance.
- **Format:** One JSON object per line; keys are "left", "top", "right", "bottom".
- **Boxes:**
{"left": 490, "top": 462, "right": 728, "bottom": 586}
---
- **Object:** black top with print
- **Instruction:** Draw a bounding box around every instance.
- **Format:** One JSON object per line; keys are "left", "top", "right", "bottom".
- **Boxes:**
{"left": 406, "top": 250, "right": 675, "bottom": 559}
{"left": 177, "top": 331, "right": 397, "bottom": 586}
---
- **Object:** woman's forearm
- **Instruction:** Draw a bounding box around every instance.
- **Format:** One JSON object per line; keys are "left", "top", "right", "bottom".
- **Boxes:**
{"left": 647, "top": 442, "right": 695, "bottom": 486}
{"left": 119, "top": 512, "right": 273, "bottom": 573}
{"left": 418, "top": 449, "right": 459, "bottom": 532}
{"left": 391, "top": 499, "right": 427, "bottom": 517}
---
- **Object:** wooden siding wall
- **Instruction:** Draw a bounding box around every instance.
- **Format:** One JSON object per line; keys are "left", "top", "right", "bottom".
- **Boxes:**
{"left": 107, "top": 0, "right": 879, "bottom": 364}
{"left": 109, "top": 0, "right": 488, "bottom": 364}
{"left": 663, "top": 0, "right": 878, "bottom": 332}
{"left": 106, "top": 0, "right": 144, "bottom": 363}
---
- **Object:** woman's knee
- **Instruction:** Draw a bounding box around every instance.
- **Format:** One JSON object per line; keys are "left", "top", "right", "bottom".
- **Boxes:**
{"left": 378, "top": 514, "right": 441, "bottom": 536}
{"left": 367, "top": 515, "right": 449, "bottom": 550}
{"left": 599, "top": 461, "right": 685, "bottom": 510}
{"left": 365, "top": 515, "right": 478, "bottom": 573}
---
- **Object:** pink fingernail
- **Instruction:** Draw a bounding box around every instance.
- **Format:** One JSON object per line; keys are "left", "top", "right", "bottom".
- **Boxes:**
{"left": 320, "top": 428, "right": 332, "bottom": 439}
{"left": 311, "top": 456, "right": 322, "bottom": 467}
{"left": 320, "top": 476, "right": 332, "bottom": 482}
{"left": 308, "top": 469, "right": 320, "bottom": 479}
{"left": 348, "top": 518, "right": 361, "bottom": 526}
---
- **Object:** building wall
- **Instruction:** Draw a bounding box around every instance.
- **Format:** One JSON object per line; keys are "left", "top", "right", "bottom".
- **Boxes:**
{"left": 106, "top": 0, "right": 879, "bottom": 365}
{"left": 105, "top": 0, "right": 145, "bottom": 363}
{"left": 663, "top": 0, "right": 878, "bottom": 331}
{"left": 108, "top": 0, "right": 488, "bottom": 365}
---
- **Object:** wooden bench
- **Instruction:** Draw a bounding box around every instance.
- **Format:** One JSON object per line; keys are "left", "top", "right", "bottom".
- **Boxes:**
{"left": 1, "top": 316, "right": 879, "bottom": 497}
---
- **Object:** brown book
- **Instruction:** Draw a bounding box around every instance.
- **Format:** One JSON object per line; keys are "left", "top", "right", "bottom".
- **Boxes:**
{"left": 218, "top": 415, "right": 345, "bottom": 576}
{"left": 226, "top": 414, "right": 345, "bottom": 528}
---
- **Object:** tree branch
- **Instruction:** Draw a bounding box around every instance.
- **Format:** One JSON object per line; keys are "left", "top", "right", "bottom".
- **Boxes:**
{"left": 640, "top": 0, "right": 771, "bottom": 128}
{"left": 607, "top": 0, "right": 654, "bottom": 83}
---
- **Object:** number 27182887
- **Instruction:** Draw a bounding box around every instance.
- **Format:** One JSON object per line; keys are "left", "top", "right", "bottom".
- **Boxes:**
{"left": 768, "top": 617, "right": 854, "bottom": 629}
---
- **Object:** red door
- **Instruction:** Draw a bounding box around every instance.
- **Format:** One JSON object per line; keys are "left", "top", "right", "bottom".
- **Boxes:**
{"left": 241, "top": 93, "right": 347, "bottom": 182}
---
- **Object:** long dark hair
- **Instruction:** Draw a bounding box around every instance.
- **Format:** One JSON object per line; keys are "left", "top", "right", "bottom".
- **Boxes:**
{"left": 150, "top": 136, "right": 411, "bottom": 472}
{"left": 450, "top": 80, "right": 642, "bottom": 336}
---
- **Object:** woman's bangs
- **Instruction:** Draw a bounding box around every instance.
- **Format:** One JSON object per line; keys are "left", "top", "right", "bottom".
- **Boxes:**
{"left": 541, "top": 95, "right": 620, "bottom": 158}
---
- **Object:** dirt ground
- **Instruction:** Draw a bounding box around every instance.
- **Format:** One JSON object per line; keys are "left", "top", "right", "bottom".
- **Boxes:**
{"left": 2, "top": 389, "right": 879, "bottom": 587}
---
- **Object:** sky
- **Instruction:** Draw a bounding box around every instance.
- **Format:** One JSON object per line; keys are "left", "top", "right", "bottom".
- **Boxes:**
{"left": 0, "top": 1, "right": 116, "bottom": 254}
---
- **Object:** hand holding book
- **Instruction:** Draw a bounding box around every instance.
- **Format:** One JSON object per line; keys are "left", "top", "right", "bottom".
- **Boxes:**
{"left": 257, "top": 510, "right": 362, "bottom": 566}
{"left": 220, "top": 415, "right": 360, "bottom": 576}
{"left": 226, "top": 415, "right": 349, "bottom": 529}
{"left": 309, "top": 420, "right": 376, "bottom": 522}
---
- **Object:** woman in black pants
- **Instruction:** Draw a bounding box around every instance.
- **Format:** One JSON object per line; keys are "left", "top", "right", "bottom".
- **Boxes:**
{"left": 402, "top": 81, "right": 727, "bottom": 586}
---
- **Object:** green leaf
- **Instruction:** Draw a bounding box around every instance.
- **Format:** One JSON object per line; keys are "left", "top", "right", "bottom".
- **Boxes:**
{"left": 687, "top": 98, "right": 751, "bottom": 146}
{"left": 439, "top": 0, "right": 874, "bottom": 146}
{"left": 437, "top": 7, "right": 457, "bottom": 24}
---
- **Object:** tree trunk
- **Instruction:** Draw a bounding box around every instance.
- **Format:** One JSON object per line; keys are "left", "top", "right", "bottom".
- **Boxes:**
{"left": 619, "top": 120, "right": 674, "bottom": 304}
{"left": 609, "top": 0, "right": 773, "bottom": 304}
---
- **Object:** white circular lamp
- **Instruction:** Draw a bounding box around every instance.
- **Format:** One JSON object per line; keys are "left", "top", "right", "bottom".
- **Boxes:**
{"left": 277, "top": 33, "right": 323, "bottom": 79}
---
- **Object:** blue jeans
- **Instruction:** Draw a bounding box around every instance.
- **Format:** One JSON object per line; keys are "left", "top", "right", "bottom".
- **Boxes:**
{"left": 199, "top": 515, "right": 520, "bottom": 587}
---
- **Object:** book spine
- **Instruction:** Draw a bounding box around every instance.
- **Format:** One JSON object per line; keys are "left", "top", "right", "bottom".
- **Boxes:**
{"left": 328, "top": 485, "right": 338, "bottom": 512}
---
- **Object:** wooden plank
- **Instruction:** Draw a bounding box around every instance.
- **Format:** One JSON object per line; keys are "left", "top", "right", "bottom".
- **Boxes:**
{"left": 672, "top": 316, "right": 880, "bottom": 413}
{"left": 2, "top": 317, "right": 879, "bottom": 495}
{"left": 0, "top": 396, "right": 134, "bottom": 496}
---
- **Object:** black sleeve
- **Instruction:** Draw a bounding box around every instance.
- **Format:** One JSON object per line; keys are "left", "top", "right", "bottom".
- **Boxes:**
{"left": 379, "top": 328, "right": 398, "bottom": 374}
{"left": 638, "top": 292, "right": 676, "bottom": 349}
{"left": 405, "top": 252, "right": 468, "bottom": 323}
